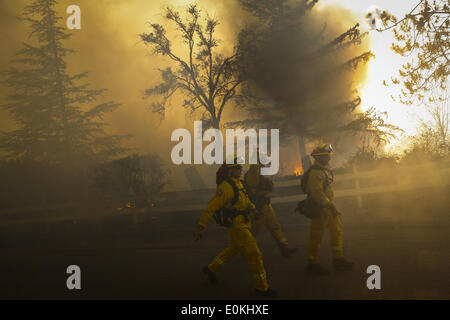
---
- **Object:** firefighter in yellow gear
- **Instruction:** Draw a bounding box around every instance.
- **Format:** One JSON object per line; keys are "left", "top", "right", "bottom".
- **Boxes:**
{"left": 305, "top": 144, "right": 355, "bottom": 275}
{"left": 193, "top": 156, "right": 277, "bottom": 297}
{"left": 245, "top": 163, "right": 298, "bottom": 257}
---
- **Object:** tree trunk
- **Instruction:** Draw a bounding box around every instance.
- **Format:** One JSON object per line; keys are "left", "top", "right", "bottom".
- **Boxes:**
{"left": 297, "top": 134, "right": 311, "bottom": 172}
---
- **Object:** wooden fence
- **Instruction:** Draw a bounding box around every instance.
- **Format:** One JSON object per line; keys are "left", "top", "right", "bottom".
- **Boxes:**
{"left": 0, "top": 161, "right": 449, "bottom": 226}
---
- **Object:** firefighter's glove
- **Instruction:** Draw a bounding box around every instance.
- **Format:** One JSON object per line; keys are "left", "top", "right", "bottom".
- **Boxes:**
{"left": 328, "top": 203, "right": 342, "bottom": 217}
{"left": 194, "top": 225, "right": 204, "bottom": 241}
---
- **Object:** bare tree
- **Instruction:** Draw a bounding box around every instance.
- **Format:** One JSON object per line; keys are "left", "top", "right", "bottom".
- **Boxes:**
{"left": 411, "top": 90, "right": 449, "bottom": 156}
{"left": 140, "top": 4, "right": 243, "bottom": 129}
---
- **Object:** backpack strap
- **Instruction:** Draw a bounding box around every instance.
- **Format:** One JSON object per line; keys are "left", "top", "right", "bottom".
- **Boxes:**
{"left": 214, "top": 178, "right": 250, "bottom": 227}
{"left": 301, "top": 165, "right": 333, "bottom": 193}
{"left": 242, "top": 172, "right": 256, "bottom": 202}
{"left": 224, "top": 177, "right": 240, "bottom": 208}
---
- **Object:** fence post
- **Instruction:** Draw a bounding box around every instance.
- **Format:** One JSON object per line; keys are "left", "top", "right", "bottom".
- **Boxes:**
{"left": 352, "top": 164, "right": 363, "bottom": 210}
{"left": 131, "top": 204, "right": 139, "bottom": 228}
{"left": 42, "top": 198, "right": 50, "bottom": 232}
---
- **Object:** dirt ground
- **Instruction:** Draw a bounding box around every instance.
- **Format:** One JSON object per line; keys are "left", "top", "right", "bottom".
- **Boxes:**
{"left": 0, "top": 187, "right": 449, "bottom": 300}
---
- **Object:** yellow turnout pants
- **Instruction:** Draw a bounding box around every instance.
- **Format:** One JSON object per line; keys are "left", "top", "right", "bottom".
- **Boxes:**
{"left": 252, "top": 204, "right": 289, "bottom": 247}
{"left": 307, "top": 210, "right": 344, "bottom": 264}
{"left": 207, "top": 215, "right": 269, "bottom": 291}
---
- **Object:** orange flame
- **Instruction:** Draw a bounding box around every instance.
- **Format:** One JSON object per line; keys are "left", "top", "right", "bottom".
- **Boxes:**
{"left": 117, "top": 200, "right": 136, "bottom": 212}
{"left": 294, "top": 167, "right": 303, "bottom": 176}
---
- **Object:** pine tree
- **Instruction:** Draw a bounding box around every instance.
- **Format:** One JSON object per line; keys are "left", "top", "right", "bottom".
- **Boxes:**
{"left": 1, "top": 0, "right": 129, "bottom": 165}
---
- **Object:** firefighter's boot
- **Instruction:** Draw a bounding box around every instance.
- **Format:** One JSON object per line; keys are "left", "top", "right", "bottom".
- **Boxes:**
{"left": 203, "top": 266, "right": 218, "bottom": 284}
{"left": 306, "top": 263, "right": 330, "bottom": 275}
{"left": 333, "top": 258, "right": 355, "bottom": 271}
{"left": 255, "top": 287, "right": 278, "bottom": 298}
{"left": 279, "top": 244, "right": 299, "bottom": 257}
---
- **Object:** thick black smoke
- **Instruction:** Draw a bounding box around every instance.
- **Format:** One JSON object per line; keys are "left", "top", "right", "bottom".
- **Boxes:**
{"left": 233, "top": 0, "right": 372, "bottom": 145}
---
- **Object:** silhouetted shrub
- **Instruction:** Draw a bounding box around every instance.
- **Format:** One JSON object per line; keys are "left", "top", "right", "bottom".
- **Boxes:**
{"left": 89, "top": 153, "right": 170, "bottom": 207}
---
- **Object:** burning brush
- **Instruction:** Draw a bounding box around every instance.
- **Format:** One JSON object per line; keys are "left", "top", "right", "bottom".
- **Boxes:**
{"left": 294, "top": 166, "right": 303, "bottom": 176}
